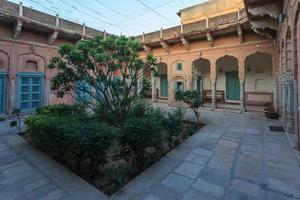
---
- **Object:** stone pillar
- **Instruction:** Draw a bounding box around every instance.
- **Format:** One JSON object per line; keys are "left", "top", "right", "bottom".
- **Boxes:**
{"left": 293, "top": 80, "right": 299, "bottom": 145}
{"left": 211, "top": 80, "right": 216, "bottom": 111}
{"left": 238, "top": 56, "right": 246, "bottom": 113}
{"left": 210, "top": 60, "right": 217, "bottom": 111}
{"left": 45, "top": 79, "right": 51, "bottom": 106}
{"left": 281, "top": 80, "right": 287, "bottom": 123}
{"left": 9, "top": 79, "right": 15, "bottom": 114}
{"left": 286, "top": 80, "right": 295, "bottom": 133}
{"left": 151, "top": 76, "right": 157, "bottom": 103}
{"left": 273, "top": 78, "right": 279, "bottom": 112}
{"left": 240, "top": 80, "right": 246, "bottom": 113}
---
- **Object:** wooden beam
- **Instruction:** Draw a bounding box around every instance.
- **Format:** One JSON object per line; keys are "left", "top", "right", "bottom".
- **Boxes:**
{"left": 160, "top": 40, "right": 170, "bottom": 53}
{"left": 48, "top": 31, "right": 58, "bottom": 45}
{"left": 180, "top": 35, "right": 190, "bottom": 50}
{"left": 13, "top": 20, "right": 22, "bottom": 39}
{"left": 237, "top": 24, "right": 243, "bottom": 43}
{"left": 206, "top": 32, "right": 213, "bottom": 47}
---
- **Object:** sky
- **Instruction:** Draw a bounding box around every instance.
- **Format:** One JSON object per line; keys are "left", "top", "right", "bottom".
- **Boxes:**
{"left": 7, "top": 0, "right": 208, "bottom": 36}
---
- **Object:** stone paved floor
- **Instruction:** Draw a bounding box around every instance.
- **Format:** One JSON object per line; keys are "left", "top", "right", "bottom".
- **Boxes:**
{"left": 1, "top": 110, "right": 300, "bottom": 200}
{"left": 111, "top": 110, "right": 300, "bottom": 200}
{"left": 0, "top": 120, "right": 108, "bottom": 200}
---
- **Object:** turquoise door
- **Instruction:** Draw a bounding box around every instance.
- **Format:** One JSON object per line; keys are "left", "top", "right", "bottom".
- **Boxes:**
{"left": 160, "top": 75, "right": 168, "bottom": 97}
{"left": 226, "top": 72, "right": 240, "bottom": 101}
{"left": 0, "top": 76, "right": 5, "bottom": 113}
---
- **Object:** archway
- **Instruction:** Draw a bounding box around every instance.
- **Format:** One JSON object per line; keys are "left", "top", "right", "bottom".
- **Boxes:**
{"left": 192, "top": 58, "right": 210, "bottom": 105}
{"left": 216, "top": 55, "right": 239, "bottom": 106}
{"left": 0, "top": 50, "right": 9, "bottom": 114}
{"left": 245, "top": 52, "right": 273, "bottom": 110}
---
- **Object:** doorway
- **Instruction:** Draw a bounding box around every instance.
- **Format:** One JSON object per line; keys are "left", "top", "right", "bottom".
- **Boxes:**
{"left": 226, "top": 71, "right": 240, "bottom": 101}
{"left": 160, "top": 74, "right": 168, "bottom": 97}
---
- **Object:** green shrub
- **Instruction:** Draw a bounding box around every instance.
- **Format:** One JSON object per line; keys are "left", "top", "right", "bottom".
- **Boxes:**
{"left": 95, "top": 103, "right": 116, "bottom": 125}
{"left": 120, "top": 102, "right": 165, "bottom": 170}
{"left": 163, "top": 108, "right": 184, "bottom": 147}
{"left": 25, "top": 115, "right": 113, "bottom": 179}
{"left": 175, "top": 90, "right": 203, "bottom": 123}
{"left": 36, "top": 104, "right": 89, "bottom": 120}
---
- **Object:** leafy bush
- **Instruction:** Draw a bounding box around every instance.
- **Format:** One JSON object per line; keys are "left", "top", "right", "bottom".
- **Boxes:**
{"left": 163, "top": 108, "right": 184, "bottom": 147}
{"left": 120, "top": 102, "right": 165, "bottom": 170}
{"left": 175, "top": 90, "right": 203, "bottom": 123}
{"left": 36, "top": 104, "right": 89, "bottom": 121}
{"left": 104, "top": 164, "right": 129, "bottom": 185}
{"left": 25, "top": 115, "right": 113, "bottom": 179}
{"left": 95, "top": 103, "right": 117, "bottom": 125}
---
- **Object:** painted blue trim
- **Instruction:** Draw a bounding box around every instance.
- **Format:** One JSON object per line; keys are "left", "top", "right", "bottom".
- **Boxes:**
{"left": 0, "top": 74, "right": 7, "bottom": 114}
{"left": 16, "top": 72, "right": 45, "bottom": 77}
{"left": 0, "top": 72, "right": 8, "bottom": 76}
{"left": 17, "top": 75, "right": 44, "bottom": 112}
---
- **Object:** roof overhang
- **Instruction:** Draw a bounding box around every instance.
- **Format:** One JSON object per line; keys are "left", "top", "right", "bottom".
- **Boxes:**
{"left": 243, "top": 0, "right": 282, "bottom": 39}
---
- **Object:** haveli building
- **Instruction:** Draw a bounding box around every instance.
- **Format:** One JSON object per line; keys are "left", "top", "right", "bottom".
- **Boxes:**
{"left": 0, "top": 0, "right": 299, "bottom": 150}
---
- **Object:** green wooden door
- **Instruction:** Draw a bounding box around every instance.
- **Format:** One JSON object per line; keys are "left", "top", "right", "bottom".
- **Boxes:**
{"left": 160, "top": 75, "right": 168, "bottom": 97}
{"left": 226, "top": 72, "right": 240, "bottom": 101}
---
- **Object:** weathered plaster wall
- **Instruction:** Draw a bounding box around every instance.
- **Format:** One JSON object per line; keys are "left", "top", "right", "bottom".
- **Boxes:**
{"left": 139, "top": 31, "right": 278, "bottom": 106}
{"left": 0, "top": 23, "right": 76, "bottom": 114}
{"left": 180, "top": 0, "right": 245, "bottom": 24}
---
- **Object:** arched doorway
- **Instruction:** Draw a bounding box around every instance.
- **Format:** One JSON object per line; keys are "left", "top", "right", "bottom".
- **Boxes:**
{"left": 192, "top": 58, "right": 211, "bottom": 105}
{"left": 245, "top": 52, "right": 273, "bottom": 110}
{"left": 157, "top": 62, "right": 168, "bottom": 99}
{"left": 216, "top": 55, "right": 239, "bottom": 107}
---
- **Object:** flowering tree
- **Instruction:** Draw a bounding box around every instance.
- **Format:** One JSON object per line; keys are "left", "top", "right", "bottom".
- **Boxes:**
{"left": 48, "top": 35, "right": 157, "bottom": 125}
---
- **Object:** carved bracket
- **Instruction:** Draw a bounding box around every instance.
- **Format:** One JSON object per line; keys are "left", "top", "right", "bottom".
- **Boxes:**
{"left": 48, "top": 31, "right": 58, "bottom": 45}
{"left": 180, "top": 35, "right": 190, "bottom": 50}
{"left": 206, "top": 32, "right": 213, "bottom": 47}
{"left": 237, "top": 24, "right": 243, "bottom": 43}
{"left": 160, "top": 40, "right": 170, "bottom": 53}
{"left": 13, "top": 20, "right": 22, "bottom": 39}
{"left": 143, "top": 44, "right": 152, "bottom": 54}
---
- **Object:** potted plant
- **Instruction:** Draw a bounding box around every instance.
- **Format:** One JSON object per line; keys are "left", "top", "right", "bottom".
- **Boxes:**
{"left": 264, "top": 102, "right": 279, "bottom": 119}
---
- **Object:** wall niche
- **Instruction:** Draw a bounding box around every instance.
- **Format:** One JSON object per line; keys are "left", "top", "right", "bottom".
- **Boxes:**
{"left": 25, "top": 60, "right": 38, "bottom": 71}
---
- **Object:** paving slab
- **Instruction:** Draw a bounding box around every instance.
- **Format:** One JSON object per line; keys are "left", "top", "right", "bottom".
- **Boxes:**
{"left": 2, "top": 110, "right": 300, "bottom": 200}
{"left": 0, "top": 121, "right": 108, "bottom": 200}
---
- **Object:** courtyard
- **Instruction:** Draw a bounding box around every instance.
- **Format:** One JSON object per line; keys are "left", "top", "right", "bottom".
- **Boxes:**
{"left": 0, "top": 109, "right": 300, "bottom": 200}
{"left": 0, "top": 0, "right": 299, "bottom": 199}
